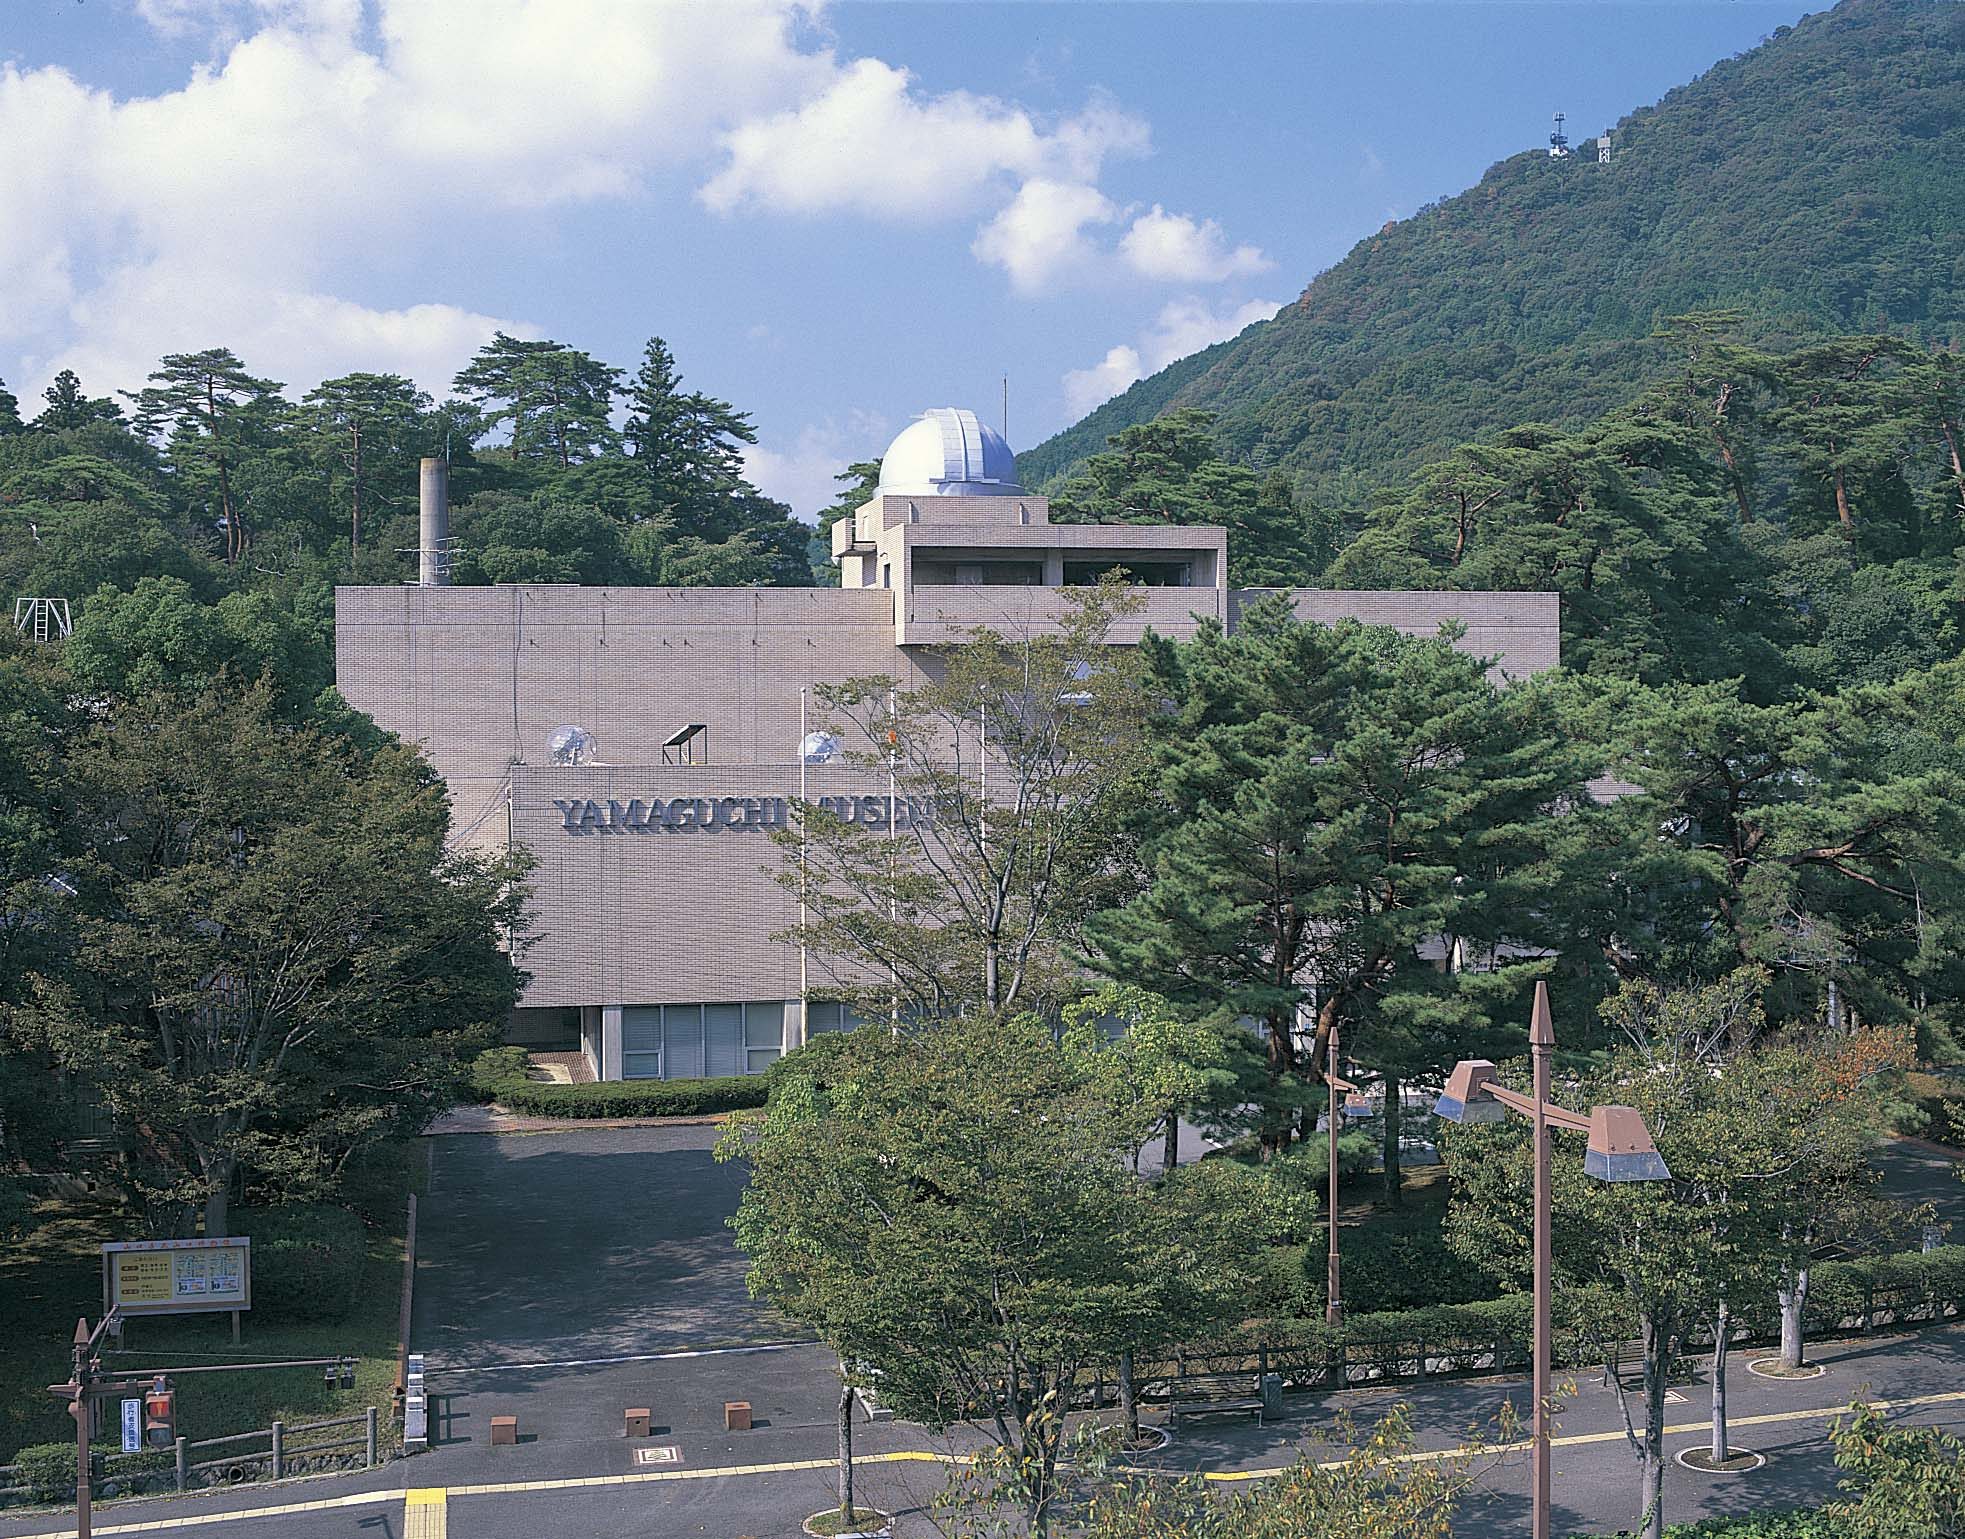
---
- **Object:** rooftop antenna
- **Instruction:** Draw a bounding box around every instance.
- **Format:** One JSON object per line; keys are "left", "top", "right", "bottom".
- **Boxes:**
{"left": 13, "top": 597, "right": 71, "bottom": 642}
{"left": 1001, "top": 376, "right": 1008, "bottom": 442}
{"left": 1598, "top": 127, "right": 1612, "bottom": 165}
{"left": 1549, "top": 111, "right": 1570, "bottom": 159}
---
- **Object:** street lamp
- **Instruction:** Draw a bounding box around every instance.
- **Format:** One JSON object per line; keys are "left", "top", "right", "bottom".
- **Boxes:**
{"left": 1433, "top": 981, "right": 1672, "bottom": 1539}
{"left": 1319, "top": 1020, "right": 1372, "bottom": 1326}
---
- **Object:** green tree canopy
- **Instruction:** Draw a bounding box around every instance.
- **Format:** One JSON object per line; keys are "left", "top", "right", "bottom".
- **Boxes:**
{"left": 719, "top": 1011, "right": 1267, "bottom": 1535}
{"left": 1051, "top": 409, "right": 1321, "bottom": 587}
{"left": 126, "top": 347, "right": 284, "bottom": 565}
{"left": 452, "top": 332, "right": 622, "bottom": 469}
{"left": 26, "top": 683, "right": 527, "bottom": 1235}
{"left": 1087, "top": 599, "right": 1584, "bottom": 1176}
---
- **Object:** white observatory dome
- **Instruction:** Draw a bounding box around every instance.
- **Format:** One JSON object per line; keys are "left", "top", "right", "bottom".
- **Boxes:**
{"left": 877, "top": 408, "right": 1023, "bottom": 497}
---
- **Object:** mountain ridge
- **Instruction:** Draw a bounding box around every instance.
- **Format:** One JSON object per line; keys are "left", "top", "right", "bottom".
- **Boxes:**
{"left": 1019, "top": 0, "right": 1965, "bottom": 501}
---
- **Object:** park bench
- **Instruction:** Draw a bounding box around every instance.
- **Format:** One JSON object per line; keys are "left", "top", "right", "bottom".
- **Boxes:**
{"left": 1169, "top": 1371, "right": 1266, "bottom": 1424}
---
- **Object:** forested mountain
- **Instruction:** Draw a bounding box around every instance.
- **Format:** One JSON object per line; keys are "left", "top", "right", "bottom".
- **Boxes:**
{"left": 1019, "top": 0, "right": 1965, "bottom": 503}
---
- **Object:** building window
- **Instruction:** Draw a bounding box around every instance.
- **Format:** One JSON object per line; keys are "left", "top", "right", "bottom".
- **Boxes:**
{"left": 620, "top": 1001, "right": 790, "bottom": 1080}
{"left": 805, "top": 1001, "right": 866, "bottom": 1036}
{"left": 622, "top": 1006, "right": 663, "bottom": 1080}
{"left": 745, "top": 1002, "right": 784, "bottom": 1073}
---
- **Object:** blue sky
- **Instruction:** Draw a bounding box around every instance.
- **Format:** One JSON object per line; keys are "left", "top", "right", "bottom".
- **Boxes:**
{"left": 0, "top": 0, "right": 1819, "bottom": 517}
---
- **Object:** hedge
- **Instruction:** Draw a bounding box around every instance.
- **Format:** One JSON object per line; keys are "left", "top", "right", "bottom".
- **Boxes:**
{"left": 1899, "top": 1069, "right": 1965, "bottom": 1147}
{"left": 7, "top": 1444, "right": 172, "bottom": 1503}
{"left": 491, "top": 1075, "right": 768, "bottom": 1119}
{"left": 233, "top": 1204, "right": 368, "bottom": 1323}
{"left": 1192, "top": 1246, "right": 1965, "bottom": 1383}
{"left": 1570, "top": 1515, "right": 1833, "bottom": 1538}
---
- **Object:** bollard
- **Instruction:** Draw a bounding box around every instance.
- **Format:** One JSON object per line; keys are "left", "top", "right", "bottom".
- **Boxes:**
{"left": 365, "top": 1406, "right": 378, "bottom": 1467}
{"left": 490, "top": 1415, "right": 518, "bottom": 1446}
{"left": 724, "top": 1401, "right": 752, "bottom": 1432}
{"left": 271, "top": 1420, "right": 284, "bottom": 1480}
{"left": 625, "top": 1408, "right": 651, "bottom": 1439}
{"left": 174, "top": 1435, "right": 188, "bottom": 1492}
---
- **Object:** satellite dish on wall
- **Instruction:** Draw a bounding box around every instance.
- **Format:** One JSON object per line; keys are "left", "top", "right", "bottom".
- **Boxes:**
{"left": 799, "top": 731, "right": 843, "bottom": 765}
{"left": 548, "top": 725, "right": 598, "bottom": 765}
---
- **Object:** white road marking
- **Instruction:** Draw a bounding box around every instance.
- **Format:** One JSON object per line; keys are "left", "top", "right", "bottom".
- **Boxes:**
{"left": 423, "top": 1339, "right": 821, "bottom": 1377}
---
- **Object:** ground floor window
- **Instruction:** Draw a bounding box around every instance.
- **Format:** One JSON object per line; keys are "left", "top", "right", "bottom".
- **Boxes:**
{"left": 622, "top": 1001, "right": 785, "bottom": 1080}
{"left": 805, "top": 1000, "right": 868, "bottom": 1036}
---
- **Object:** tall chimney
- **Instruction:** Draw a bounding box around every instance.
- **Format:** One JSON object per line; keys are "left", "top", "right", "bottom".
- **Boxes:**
{"left": 418, "top": 457, "right": 450, "bottom": 586}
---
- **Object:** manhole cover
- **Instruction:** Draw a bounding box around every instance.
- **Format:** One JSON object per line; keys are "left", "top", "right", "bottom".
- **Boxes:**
{"left": 634, "top": 1446, "right": 681, "bottom": 1466}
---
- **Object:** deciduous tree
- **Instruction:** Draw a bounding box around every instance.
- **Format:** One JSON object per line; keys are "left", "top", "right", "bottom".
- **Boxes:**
{"left": 718, "top": 1012, "right": 1265, "bottom": 1536}
{"left": 27, "top": 684, "right": 527, "bottom": 1235}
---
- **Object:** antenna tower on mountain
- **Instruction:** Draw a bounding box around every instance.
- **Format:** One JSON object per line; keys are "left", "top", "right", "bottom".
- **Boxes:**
{"left": 1548, "top": 112, "right": 1570, "bottom": 158}
{"left": 1598, "top": 128, "right": 1613, "bottom": 165}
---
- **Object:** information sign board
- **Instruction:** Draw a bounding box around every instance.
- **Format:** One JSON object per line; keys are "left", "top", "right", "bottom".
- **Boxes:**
{"left": 102, "top": 1238, "right": 252, "bottom": 1318}
{"left": 121, "top": 1398, "right": 141, "bottom": 1453}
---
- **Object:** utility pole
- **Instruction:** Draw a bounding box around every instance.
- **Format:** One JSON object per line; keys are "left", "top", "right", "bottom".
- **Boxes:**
{"left": 71, "top": 1317, "right": 94, "bottom": 1539}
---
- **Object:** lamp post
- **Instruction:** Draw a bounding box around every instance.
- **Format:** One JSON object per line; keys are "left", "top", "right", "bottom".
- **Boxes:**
{"left": 1319, "top": 1023, "right": 1371, "bottom": 1327}
{"left": 1433, "top": 981, "right": 1672, "bottom": 1539}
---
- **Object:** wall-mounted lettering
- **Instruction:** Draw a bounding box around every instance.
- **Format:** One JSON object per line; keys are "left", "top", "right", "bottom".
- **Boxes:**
{"left": 549, "top": 794, "right": 938, "bottom": 836}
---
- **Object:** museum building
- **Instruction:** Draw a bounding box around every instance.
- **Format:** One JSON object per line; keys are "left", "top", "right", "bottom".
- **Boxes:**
{"left": 334, "top": 408, "right": 1559, "bottom": 1081}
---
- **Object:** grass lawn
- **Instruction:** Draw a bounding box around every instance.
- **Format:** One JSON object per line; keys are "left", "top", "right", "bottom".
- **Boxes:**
{"left": 0, "top": 1140, "right": 426, "bottom": 1466}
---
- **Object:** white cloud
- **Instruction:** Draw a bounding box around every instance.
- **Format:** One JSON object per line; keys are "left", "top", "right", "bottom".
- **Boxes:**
{"left": 0, "top": 0, "right": 1262, "bottom": 403}
{"left": 742, "top": 411, "right": 891, "bottom": 523}
{"left": 972, "top": 180, "right": 1117, "bottom": 294}
{"left": 1061, "top": 345, "right": 1145, "bottom": 421}
{"left": 41, "top": 262, "right": 525, "bottom": 406}
{"left": 700, "top": 62, "right": 1146, "bottom": 218}
{"left": 1119, "top": 206, "right": 1271, "bottom": 284}
{"left": 0, "top": 0, "right": 832, "bottom": 398}
{"left": 1061, "top": 295, "right": 1284, "bottom": 419}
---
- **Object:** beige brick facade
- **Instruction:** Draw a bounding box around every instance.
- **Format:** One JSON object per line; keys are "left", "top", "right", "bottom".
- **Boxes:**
{"left": 334, "top": 487, "right": 1558, "bottom": 1077}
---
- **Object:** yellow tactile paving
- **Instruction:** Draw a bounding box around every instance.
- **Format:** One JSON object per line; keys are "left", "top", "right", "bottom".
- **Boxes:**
{"left": 404, "top": 1487, "right": 447, "bottom": 1539}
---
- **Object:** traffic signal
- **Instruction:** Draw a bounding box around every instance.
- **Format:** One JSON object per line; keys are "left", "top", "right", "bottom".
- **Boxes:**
{"left": 142, "top": 1378, "right": 175, "bottom": 1449}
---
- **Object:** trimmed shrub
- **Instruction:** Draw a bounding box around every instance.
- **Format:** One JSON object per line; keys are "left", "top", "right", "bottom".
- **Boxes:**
{"left": 12, "top": 1443, "right": 79, "bottom": 1502}
{"left": 493, "top": 1076, "right": 767, "bottom": 1119}
{"left": 1898, "top": 1069, "right": 1965, "bottom": 1148}
{"left": 1569, "top": 1514, "right": 1833, "bottom": 1537}
{"left": 1336, "top": 1227, "right": 1504, "bottom": 1311}
{"left": 468, "top": 1046, "right": 533, "bottom": 1101}
{"left": 11, "top": 1444, "right": 173, "bottom": 1502}
{"left": 233, "top": 1203, "right": 368, "bottom": 1322}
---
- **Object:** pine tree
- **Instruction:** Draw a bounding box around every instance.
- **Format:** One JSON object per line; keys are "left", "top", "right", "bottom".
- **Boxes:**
{"left": 126, "top": 349, "right": 284, "bottom": 564}
{"left": 452, "top": 332, "right": 621, "bottom": 469}
{"left": 1086, "top": 600, "right": 1583, "bottom": 1178}
{"left": 0, "top": 378, "right": 21, "bottom": 436}
{"left": 1051, "top": 410, "right": 1315, "bottom": 587}
{"left": 36, "top": 368, "right": 125, "bottom": 431}
{"left": 623, "top": 335, "right": 758, "bottom": 540}
{"left": 296, "top": 372, "right": 433, "bottom": 559}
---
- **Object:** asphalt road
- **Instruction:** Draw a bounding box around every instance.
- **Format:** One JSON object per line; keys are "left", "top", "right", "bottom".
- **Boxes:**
{"left": 3, "top": 1128, "right": 1955, "bottom": 1538}
{"left": 412, "top": 1124, "right": 791, "bottom": 1370}
{"left": 6, "top": 1327, "right": 1965, "bottom": 1538}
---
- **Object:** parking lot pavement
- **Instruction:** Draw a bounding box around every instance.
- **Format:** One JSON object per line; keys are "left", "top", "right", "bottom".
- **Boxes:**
{"left": 412, "top": 1124, "right": 791, "bottom": 1371}
{"left": 1878, "top": 1134, "right": 1965, "bottom": 1233}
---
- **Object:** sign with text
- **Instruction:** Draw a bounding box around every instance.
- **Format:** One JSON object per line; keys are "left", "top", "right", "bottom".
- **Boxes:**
{"left": 121, "top": 1398, "right": 141, "bottom": 1453}
{"left": 102, "top": 1238, "right": 252, "bottom": 1318}
{"left": 551, "top": 793, "right": 939, "bottom": 836}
